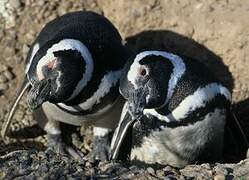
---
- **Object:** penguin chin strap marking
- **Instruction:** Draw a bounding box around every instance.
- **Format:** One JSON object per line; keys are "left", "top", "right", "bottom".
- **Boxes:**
{"left": 58, "top": 70, "right": 122, "bottom": 112}
{"left": 144, "top": 83, "right": 232, "bottom": 123}
{"left": 1, "top": 81, "right": 31, "bottom": 139}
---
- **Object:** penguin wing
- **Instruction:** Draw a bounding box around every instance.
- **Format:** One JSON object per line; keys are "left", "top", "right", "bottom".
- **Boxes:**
{"left": 110, "top": 102, "right": 134, "bottom": 160}
{"left": 1, "top": 77, "right": 31, "bottom": 138}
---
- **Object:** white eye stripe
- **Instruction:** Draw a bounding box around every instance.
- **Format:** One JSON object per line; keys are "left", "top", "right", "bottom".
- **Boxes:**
{"left": 33, "top": 39, "right": 93, "bottom": 97}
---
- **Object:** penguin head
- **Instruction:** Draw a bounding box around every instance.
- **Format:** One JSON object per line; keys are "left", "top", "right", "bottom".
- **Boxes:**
{"left": 26, "top": 39, "right": 93, "bottom": 110}
{"left": 120, "top": 51, "right": 174, "bottom": 120}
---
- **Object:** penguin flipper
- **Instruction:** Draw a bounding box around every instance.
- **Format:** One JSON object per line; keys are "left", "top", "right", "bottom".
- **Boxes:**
{"left": 1, "top": 77, "right": 31, "bottom": 139}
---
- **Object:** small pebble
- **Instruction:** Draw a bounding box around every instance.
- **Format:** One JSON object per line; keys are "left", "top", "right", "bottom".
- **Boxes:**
{"left": 0, "top": 83, "right": 8, "bottom": 91}
{"left": 22, "top": 44, "right": 30, "bottom": 57}
{"left": 163, "top": 166, "right": 172, "bottom": 172}
{"left": 0, "top": 74, "right": 8, "bottom": 83}
{"left": 39, "top": 164, "right": 49, "bottom": 173}
{"left": 76, "top": 166, "right": 83, "bottom": 172}
{"left": 147, "top": 167, "right": 155, "bottom": 174}
{"left": 214, "top": 174, "right": 225, "bottom": 180}
{"left": 129, "top": 165, "right": 139, "bottom": 171}
{"left": 99, "top": 162, "right": 113, "bottom": 172}
{"left": 164, "top": 175, "right": 177, "bottom": 180}
{"left": 0, "top": 65, "right": 8, "bottom": 72}
{"left": 156, "top": 170, "right": 165, "bottom": 177}
{"left": 9, "top": 0, "right": 21, "bottom": 9}
{"left": 85, "top": 161, "right": 92, "bottom": 168}
{"left": 21, "top": 158, "right": 33, "bottom": 169}
{"left": 247, "top": 148, "right": 249, "bottom": 158}
{"left": 3, "top": 70, "right": 14, "bottom": 81}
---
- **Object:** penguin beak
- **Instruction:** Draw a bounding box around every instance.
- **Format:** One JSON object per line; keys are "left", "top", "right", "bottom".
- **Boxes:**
{"left": 110, "top": 102, "right": 136, "bottom": 160}
{"left": 128, "top": 88, "right": 146, "bottom": 120}
{"left": 110, "top": 88, "right": 146, "bottom": 160}
{"left": 27, "top": 79, "right": 51, "bottom": 110}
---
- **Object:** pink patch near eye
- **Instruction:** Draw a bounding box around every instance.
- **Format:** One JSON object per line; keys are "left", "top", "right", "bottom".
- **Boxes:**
{"left": 47, "top": 59, "right": 57, "bottom": 70}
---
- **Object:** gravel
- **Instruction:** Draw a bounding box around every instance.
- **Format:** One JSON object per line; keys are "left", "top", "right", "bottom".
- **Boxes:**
{"left": 0, "top": 150, "right": 248, "bottom": 179}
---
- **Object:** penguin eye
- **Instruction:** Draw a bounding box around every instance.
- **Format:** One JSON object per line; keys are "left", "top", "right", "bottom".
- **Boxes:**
{"left": 139, "top": 67, "right": 148, "bottom": 77}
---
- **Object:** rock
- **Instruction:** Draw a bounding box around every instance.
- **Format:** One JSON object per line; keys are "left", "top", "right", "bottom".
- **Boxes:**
{"left": 0, "top": 73, "right": 8, "bottom": 83}
{"left": 147, "top": 167, "right": 155, "bottom": 175}
{"left": 85, "top": 161, "right": 92, "bottom": 168}
{"left": 214, "top": 174, "right": 226, "bottom": 180}
{"left": 0, "top": 64, "right": 8, "bottom": 72}
{"left": 156, "top": 169, "right": 165, "bottom": 177}
{"left": 129, "top": 165, "right": 139, "bottom": 171}
{"left": 0, "top": 30, "right": 4, "bottom": 39}
{"left": 22, "top": 44, "right": 30, "bottom": 58}
{"left": 38, "top": 164, "right": 49, "bottom": 173}
{"left": 99, "top": 162, "right": 116, "bottom": 172}
{"left": 180, "top": 164, "right": 213, "bottom": 179}
{"left": 164, "top": 174, "right": 178, "bottom": 180}
{"left": 3, "top": 69, "right": 14, "bottom": 80}
{"left": 5, "top": 46, "right": 15, "bottom": 57}
{"left": 9, "top": 0, "right": 21, "bottom": 9}
{"left": 0, "top": 83, "right": 8, "bottom": 91}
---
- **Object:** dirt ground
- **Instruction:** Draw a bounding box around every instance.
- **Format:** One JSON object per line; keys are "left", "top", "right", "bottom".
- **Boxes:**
{"left": 0, "top": 0, "right": 249, "bottom": 179}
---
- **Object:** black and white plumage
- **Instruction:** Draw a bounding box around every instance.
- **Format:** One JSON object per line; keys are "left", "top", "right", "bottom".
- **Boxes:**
{"left": 2, "top": 11, "right": 129, "bottom": 160}
{"left": 110, "top": 51, "right": 231, "bottom": 168}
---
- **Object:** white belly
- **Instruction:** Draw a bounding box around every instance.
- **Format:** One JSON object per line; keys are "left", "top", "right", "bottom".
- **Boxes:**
{"left": 41, "top": 96, "right": 125, "bottom": 130}
{"left": 131, "top": 108, "right": 226, "bottom": 168}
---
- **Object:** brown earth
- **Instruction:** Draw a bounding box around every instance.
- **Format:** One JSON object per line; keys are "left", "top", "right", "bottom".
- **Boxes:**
{"left": 0, "top": 0, "right": 249, "bottom": 179}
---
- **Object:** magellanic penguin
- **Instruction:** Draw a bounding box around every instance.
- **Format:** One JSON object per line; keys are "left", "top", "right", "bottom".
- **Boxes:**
{"left": 1, "top": 11, "right": 130, "bottom": 161}
{"left": 110, "top": 51, "right": 232, "bottom": 168}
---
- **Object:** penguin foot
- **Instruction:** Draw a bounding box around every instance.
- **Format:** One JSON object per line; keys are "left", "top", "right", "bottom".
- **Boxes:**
{"left": 86, "top": 135, "right": 110, "bottom": 162}
{"left": 46, "top": 134, "right": 84, "bottom": 160}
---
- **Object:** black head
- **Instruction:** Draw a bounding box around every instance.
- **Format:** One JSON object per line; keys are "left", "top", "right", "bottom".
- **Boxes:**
{"left": 120, "top": 51, "right": 178, "bottom": 120}
{"left": 26, "top": 40, "right": 89, "bottom": 110}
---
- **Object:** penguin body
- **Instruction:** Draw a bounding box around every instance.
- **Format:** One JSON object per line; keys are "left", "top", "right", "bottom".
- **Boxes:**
{"left": 3, "top": 11, "right": 129, "bottom": 160}
{"left": 110, "top": 51, "right": 231, "bottom": 167}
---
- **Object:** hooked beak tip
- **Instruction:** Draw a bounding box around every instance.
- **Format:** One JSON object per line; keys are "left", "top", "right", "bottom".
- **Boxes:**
{"left": 27, "top": 79, "right": 50, "bottom": 110}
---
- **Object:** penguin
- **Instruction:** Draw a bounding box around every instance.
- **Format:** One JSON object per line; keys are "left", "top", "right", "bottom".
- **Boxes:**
{"left": 1, "top": 11, "right": 130, "bottom": 161}
{"left": 110, "top": 51, "right": 232, "bottom": 168}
